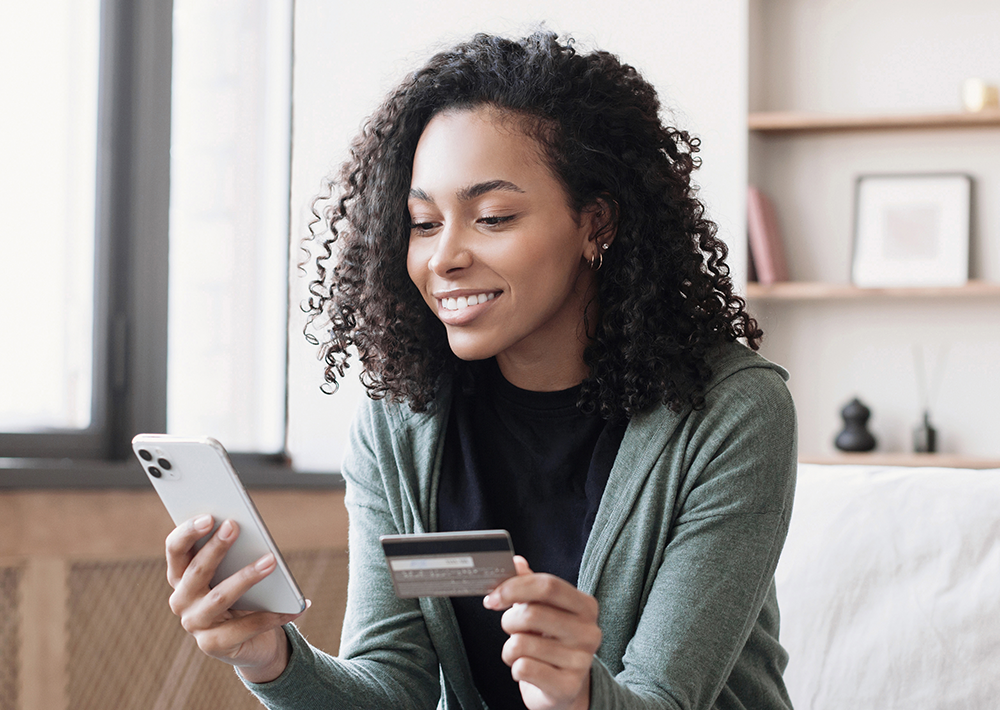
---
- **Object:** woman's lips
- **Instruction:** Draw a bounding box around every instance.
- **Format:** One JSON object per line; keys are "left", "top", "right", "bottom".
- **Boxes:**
{"left": 435, "top": 291, "right": 500, "bottom": 325}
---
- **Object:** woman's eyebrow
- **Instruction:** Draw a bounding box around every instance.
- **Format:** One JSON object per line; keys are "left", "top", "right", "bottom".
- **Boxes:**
{"left": 408, "top": 180, "right": 525, "bottom": 204}
{"left": 408, "top": 187, "right": 433, "bottom": 203}
{"left": 457, "top": 179, "right": 524, "bottom": 201}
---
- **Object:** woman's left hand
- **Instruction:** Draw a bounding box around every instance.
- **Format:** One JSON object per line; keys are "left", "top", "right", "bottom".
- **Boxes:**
{"left": 483, "top": 556, "right": 602, "bottom": 710}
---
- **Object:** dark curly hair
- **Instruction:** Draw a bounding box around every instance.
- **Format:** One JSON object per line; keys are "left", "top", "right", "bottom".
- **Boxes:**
{"left": 304, "top": 31, "right": 761, "bottom": 419}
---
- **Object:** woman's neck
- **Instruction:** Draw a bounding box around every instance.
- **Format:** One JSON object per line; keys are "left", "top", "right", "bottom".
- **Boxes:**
{"left": 494, "top": 342, "right": 589, "bottom": 391}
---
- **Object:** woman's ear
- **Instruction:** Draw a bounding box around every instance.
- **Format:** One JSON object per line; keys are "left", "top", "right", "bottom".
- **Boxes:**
{"left": 583, "top": 196, "right": 618, "bottom": 250}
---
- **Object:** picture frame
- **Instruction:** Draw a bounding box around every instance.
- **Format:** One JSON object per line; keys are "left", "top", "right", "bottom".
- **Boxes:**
{"left": 852, "top": 173, "right": 972, "bottom": 288}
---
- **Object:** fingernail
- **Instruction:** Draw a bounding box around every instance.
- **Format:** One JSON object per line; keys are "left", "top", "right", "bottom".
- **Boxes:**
{"left": 218, "top": 520, "right": 235, "bottom": 540}
{"left": 193, "top": 515, "right": 213, "bottom": 531}
{"left": 483, "top": 591, "right": 498, "bottom": 609}
{"left": 255, "top": 553, "right": 275, "bottom": 572}
{"left": 288, "top": 598, "right": 312, "bottom": 619}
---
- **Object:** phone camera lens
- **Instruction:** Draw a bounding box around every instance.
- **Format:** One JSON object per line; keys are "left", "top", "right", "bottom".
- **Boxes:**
{"left": 158, "top": 458, "right": 172, "bottom": 470}
{"left": 138, "top": 449, "right": 153, "bottom": 461}
{"left": 148, "top": 466, "right": 162, "bottom": 478}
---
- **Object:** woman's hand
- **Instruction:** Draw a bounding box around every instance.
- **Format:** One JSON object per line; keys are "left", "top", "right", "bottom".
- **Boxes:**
{"left": 483, "top": 556, "right": 601, "bottom": 710}
{"left": 164, "top": 515, "right": 308, "bottom": 683}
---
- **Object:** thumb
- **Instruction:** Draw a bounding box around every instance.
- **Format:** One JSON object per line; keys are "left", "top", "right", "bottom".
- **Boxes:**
{"left": 513, "top": 555, "right": 533, "bottom": 576}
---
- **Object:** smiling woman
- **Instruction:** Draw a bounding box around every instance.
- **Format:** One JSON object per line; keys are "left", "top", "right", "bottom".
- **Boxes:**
{"left": 406, "top": 108, "right": 607, "bottom": 390}
{"left": 162, "top": 31, "right": 797, "bottom": 710}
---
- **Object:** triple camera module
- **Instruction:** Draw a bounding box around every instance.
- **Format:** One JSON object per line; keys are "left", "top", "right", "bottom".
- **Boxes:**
{"left": 137, "top": 448, "right": 173, "bottom": 479}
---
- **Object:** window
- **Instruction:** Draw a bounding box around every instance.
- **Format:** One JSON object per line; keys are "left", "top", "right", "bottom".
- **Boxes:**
{"left": 0, "top": 1, "right": 100, "bottom": 439}
{"left": 0, "top": 0, "right": 169, "bottom": 472}
{"left": 0, "top": 0, "right": 333, "bottom": 488}
{"left": 168, "top": 0, "right": 289, "bottom": 453}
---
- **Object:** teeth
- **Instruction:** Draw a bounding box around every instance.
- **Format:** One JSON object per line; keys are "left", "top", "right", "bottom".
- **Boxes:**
{"left": 442, "top": 292, "right": 496, "bottom": 311}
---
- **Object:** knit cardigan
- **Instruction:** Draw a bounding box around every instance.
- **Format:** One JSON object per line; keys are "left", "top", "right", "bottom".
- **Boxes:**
{"left": 243, "top": 342, "right": 797, "bottom": 710}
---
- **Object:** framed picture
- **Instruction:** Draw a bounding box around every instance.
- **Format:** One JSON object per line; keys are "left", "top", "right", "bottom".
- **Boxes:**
{"left": 852, "top": 173, "right": 972, "bottom": 288}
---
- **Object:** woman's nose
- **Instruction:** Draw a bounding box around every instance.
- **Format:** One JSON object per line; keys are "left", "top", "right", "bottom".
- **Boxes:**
{"left": 428, "top": 224, "right": 473, "bottom": 275}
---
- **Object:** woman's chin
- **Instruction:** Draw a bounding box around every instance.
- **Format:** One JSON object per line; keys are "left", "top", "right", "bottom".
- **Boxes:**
{"left": 448, "top": 346, "right": 498, "bottom": 363}
{"left": 444, "top": 334, "right": 502, "bottom": 363}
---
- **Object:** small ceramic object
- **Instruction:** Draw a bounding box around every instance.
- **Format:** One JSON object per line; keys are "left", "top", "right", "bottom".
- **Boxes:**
{"left": 835, "top": 398, "right": 877, "bottom": 452}
{"left": 961, "top": 78, "right": 999, "bottom": 112}
{"left": 913, "top": 411, "right": 937, "bottom": 453}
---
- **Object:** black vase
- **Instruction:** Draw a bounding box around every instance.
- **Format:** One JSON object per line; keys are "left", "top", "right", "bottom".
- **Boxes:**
{"left": 835, "top": 398, "right": 877, "bottom": 452}
{"left": 913, "top": 411, "right": 937, "bottom": 453}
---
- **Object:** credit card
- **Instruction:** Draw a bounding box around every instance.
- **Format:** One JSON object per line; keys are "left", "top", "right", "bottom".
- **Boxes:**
{"left": 380, "top": 530, "right": 516, "bottom": 598}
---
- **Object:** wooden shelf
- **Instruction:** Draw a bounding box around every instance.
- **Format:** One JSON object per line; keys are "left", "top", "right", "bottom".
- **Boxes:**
{"left": 746, "top": 279, "right": 1000, "bottom": 302}
{"left": 749, "top": 109, "right": 1000, "bottom": 134}
{"left": 800, "top": 453, "right": 1000, "bottom": 469}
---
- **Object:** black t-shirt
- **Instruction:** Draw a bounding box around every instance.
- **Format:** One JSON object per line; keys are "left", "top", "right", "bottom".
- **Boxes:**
{"left": 437, "top": 360, "right": 626, "bottom": 710}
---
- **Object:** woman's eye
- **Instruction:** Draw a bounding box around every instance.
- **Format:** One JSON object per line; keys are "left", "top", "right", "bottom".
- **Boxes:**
{"left": 478, "top": 215, "right": 514, "bottom": 227}
{"left": 410, "top": 221, "right": 437, "bottom": 233}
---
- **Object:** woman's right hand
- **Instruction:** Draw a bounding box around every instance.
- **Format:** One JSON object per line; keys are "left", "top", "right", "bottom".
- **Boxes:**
{"left": 165, "top": 515, "right": 308, "bottom": 683}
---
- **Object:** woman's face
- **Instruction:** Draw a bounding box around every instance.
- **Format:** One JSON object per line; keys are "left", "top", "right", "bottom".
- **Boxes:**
{"left": 406, "top": 107, "right": 601, "bottom": 390}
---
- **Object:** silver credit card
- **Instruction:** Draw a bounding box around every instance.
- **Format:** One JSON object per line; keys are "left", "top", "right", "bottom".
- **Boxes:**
{"left": 380, "top": 530, "right": 516, "bottom": 598}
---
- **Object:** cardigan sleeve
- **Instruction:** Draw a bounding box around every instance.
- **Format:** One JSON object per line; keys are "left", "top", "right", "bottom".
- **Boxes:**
{"left": 588, "top": 363, "right": 797, "bottom": 710}
{"left": 240, "top": 399, "right": 444, "bottom": 710}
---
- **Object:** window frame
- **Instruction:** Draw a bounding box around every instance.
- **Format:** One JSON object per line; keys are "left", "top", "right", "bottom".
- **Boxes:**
{"left": 0, "top": 0, "right": 340, "bottom": 490}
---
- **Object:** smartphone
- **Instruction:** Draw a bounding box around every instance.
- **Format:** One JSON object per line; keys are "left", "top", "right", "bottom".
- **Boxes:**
{"left": 132, "top": 434, "right": 306, "bottom": 614}
{"left": 380, "top": 530, "right": 516, "bottom": 598}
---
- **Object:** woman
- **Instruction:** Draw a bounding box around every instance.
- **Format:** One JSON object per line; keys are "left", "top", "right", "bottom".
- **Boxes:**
{"left": 166, "top": 32, "right": 797, "bottom": 710}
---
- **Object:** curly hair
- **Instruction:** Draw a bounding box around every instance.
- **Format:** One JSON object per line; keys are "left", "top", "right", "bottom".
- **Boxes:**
{"left": 304, "top": 31, "right": 762, "bottom": 419}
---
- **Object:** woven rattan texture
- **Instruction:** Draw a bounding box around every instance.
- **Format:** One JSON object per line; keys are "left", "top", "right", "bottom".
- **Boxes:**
{"left": 0, "top": 566, "right": 20, "bottom": 710}
{"left": 65, "top": 549, "right": 347, "bottom": 710}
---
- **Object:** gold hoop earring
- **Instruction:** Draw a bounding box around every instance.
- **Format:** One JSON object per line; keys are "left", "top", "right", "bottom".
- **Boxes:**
{"left": 589, "top": 243, "right": 608, "bottom": 271}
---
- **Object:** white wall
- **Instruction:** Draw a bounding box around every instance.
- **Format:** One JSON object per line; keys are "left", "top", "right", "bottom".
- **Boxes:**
{"left": 287, "top": 1, "right": 749, "bottom": 471}
{"left": 752, "top": 0, "right": 1000, "bottom": 115}
{"left": 749, "top": 0, "right": 1000, "bottom": 457}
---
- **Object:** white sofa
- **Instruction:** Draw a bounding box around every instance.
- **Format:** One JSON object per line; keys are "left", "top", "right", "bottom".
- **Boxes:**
{"left": 775, "top": 463, "right": 1000, "bottom": 709}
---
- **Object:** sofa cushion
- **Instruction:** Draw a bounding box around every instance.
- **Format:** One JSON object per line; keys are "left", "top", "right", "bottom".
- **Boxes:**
{"left": 776, "top": 463, "right": 1000, "bottom": 709}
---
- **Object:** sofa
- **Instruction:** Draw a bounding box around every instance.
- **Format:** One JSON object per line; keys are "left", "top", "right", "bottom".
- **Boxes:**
{"left": 775, "top": 463, "right": 1000, "bottom": 709}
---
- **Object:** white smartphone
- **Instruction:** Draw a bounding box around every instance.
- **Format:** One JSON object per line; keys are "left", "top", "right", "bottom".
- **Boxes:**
{"left": 132, "top": 434, "right": 306, "bottom": 614}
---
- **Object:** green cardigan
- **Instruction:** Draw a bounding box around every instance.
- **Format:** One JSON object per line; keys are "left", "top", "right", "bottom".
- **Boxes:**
{"left": 244, "top": 342, "right": 797, "bottom": 709}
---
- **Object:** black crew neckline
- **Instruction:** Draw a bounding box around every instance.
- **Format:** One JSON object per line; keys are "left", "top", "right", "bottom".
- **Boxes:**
{"left": 482, "top": 358, "right": 583, "bottom": 413}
